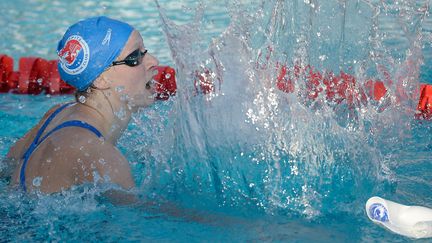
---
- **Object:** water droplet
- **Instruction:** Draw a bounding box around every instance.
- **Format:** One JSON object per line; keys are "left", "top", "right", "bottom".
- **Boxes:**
{"left": 93, "top": 170, "right": 102, "bottom": 182}
{"left": 120, "top": 94, "right": 129, "bottom": 101}
{"left": 164, "top": 73, "right": 171, "bottom": 79}
{"left": 32, "top": 177, "right": 43, "bottom": 187}
{"left": 110, "top": 124, "right": 119, "bottom": 133}
{"left": 114, "top": 107, "right": 127, "bottom": 120}
{"left": 46, "top": 158, "right": 52, "bottom": 163}
{"left": 115, "top": 86, "right": 125, "bottom": 93}
{"left": 103, "top": 175, "right": 111, "bottom": 182}
{"left": 98, "top": 158, "right": 106, "bottom": 165}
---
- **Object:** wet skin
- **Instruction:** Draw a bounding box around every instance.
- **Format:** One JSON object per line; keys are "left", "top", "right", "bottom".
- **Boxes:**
{"left": 6, "top": 30, "right": 159, "bottom": 193}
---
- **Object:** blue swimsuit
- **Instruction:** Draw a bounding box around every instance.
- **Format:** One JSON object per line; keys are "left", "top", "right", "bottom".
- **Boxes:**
{"left": 19, "top": 103, "right": 103, "bottom": 191}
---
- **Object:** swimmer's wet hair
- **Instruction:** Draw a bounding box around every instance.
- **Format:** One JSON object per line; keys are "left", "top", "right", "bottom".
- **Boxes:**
{"left": 74, "top": 85, "right": 109, "bottom": 104}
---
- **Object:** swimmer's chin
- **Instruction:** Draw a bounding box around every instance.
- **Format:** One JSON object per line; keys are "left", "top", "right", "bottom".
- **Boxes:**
{"left": 148, "top": 93, "right": 157, "bottom": 100}
{"left": 128, "top": 94, "right": 157, "bottom": 109}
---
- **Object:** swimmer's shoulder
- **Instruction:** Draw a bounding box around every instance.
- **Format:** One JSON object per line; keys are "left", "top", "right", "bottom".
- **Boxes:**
{"left": 6, "top": 103, "right": 67, "bottom": 161}
{"left": 86, "top": 137, "right": 135, "bottom": 190}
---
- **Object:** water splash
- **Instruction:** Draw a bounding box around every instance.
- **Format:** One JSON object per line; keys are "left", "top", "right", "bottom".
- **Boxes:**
{"left": 144, "top": 0, "right": 431, "bottom": 218}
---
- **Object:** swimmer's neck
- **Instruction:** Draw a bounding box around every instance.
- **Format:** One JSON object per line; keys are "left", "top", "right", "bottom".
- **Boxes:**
{"left": 78, "top": 89, "right": 132, "bottom": 144}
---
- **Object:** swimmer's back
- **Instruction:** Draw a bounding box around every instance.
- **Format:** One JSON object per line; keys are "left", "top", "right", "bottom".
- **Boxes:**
{"left": 7, "top": 103, "right": 134, "bottom": 193}
{"left": 7, "top": 104, "right": 63, "bottom": 161}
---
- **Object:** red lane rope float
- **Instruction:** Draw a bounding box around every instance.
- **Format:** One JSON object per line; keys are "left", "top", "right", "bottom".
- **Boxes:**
{"left": 2, "top": 53, "right": 430, "bottom": 119}
{"left": 0, "top": 55, "right": 14, "bottom": 93}
{"left": 193, "top": 63, "right": 432, "bottom": 120}
{"left": 154, "top": 66, "right": 177, "bottom": 100}
{"left": 194, "top": 68, "right": 215, "bottom": 95}
{"left": 0, "top": 54, "right": 75, "bottom": 95}
{"left": 0, "top": 54, "right": 177, "bottom": 100}
{"left": 274, "top": 64, "right": 432, "bottom": 120}
{"left": 417, "top": 84, "right": 432, "bottom": 120}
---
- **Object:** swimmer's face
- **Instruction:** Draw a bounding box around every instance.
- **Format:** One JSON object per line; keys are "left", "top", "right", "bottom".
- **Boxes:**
{"left": 103, "top": 30, "right": 159, "bottom": 110}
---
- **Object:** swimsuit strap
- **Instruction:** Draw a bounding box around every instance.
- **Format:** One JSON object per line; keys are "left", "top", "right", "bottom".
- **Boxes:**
{"left": 38, "top": 120, "right": 103, "bottom": 143}
{"left": 19, "top": 103, "right": 104, "bottom": 191}
{"left": 33, "top": 102, "right": 74, "bottom": 144}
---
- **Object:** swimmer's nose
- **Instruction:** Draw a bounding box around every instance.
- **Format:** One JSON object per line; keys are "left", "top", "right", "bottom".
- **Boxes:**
{"left": 144, "top": 53, "right": 159, "bottom": 71}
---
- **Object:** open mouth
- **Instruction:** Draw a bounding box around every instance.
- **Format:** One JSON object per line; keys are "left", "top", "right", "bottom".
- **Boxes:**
{"left": 145, "top": 79, "right": 158, "bottom": 99}
{"left": 145, "top": 80, "right": 152, "bottom": 89}
{"left": 146, "top": 69, "right": 159, "bottom": 90}
{"left": 146, "top": 78, "right": 157, "bottom": 90}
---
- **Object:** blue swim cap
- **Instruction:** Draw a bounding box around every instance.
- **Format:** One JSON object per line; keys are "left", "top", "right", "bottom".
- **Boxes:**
{"left": 57, "top": 16, "right": 134, "bottom": 91}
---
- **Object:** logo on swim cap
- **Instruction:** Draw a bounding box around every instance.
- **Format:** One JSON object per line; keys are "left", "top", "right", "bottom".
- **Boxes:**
{"left": 369, "top": 203, "right": 389, "bottom": 222}
{"left": 58, "top": 35, "right": 90, "bottom": 75}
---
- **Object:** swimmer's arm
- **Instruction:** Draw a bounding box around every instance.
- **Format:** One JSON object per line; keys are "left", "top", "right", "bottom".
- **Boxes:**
{"left": 89, "top": 149, "right": 142, "bottom": 205}
{"left": 103, "top": 190, "right": 248, "bottom": 227}
{"left": 89, "top": 143, "right": 244, "bottom": 225}
{"left": 91, "top": 142, "right": 136, "bottom": 191}
{"left": 82, "top": 142, "right": 137, "bottom": 205}
{"left": 88, "top": 145, "right": 214, "bottom": 222}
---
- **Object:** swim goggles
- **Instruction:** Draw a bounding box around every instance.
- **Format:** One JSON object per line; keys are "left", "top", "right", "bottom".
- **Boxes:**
{"left": 112, "top": 49, "right": 148, "bottom": 67}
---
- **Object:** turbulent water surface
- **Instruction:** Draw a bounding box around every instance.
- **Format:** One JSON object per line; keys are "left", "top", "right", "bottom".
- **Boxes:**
{"left": 0, "top": 0, "right": 431, "bottom": 241}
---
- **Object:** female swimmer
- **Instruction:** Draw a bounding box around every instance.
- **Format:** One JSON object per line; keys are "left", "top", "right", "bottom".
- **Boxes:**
{"left": 5, "top": 16, "right": 159, "bottom": 194}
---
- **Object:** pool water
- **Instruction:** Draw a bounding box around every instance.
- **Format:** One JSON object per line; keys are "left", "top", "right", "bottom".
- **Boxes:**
{"left": 1, "top": 0, "right": 432, "bottom": 242}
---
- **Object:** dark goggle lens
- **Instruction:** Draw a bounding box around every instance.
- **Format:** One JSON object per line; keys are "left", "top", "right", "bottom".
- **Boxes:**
{"left": 124, "top": 49, "right": 145, "bottom": 66}
{"left": 112, "top": 49, "right": 147, "bottom": 67}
